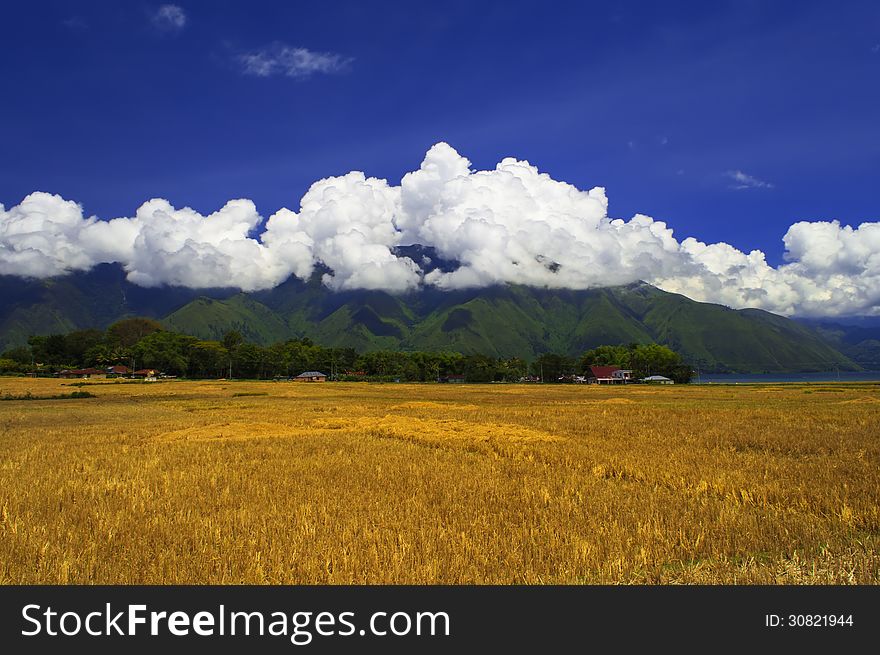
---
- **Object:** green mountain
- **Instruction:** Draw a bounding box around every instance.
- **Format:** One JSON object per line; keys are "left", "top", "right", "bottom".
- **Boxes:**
{"left": 180, "top": 279, "right": 854, "bottom": 373}
{"left": 798, "top": 318, "right": 880, "bottom": 370}
{"left": 0, "top": 264, "right": 228, "bottom": 351}
{"left": 163, "top": 295, "right": 289, "bottom": 345}
{"left": 0, "top": 264, "right": 859, "bottom": 373}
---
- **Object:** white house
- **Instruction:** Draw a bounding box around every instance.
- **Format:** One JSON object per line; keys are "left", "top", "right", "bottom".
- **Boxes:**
{"left": 611, "top": 369, "right": 633, "bottom": 383}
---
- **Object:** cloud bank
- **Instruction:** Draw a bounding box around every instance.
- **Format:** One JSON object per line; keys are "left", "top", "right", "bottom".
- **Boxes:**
{"left": 1, "top": 143, "right": 878, "bottom": 317}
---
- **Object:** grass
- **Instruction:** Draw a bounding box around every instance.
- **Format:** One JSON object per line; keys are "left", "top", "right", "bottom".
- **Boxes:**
{"left": 0, "top": 378, "right": 877, "bottom": 584}
{"left": 64, "top": 380, "right": 155, "bottom": 387}
{"left": 1, "top": 390, "right": 95, "bottom": 401}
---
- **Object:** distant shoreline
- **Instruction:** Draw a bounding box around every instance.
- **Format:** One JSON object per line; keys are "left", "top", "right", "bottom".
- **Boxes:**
{"left": 697, "top": 372, "right": 880, "bottom": 384}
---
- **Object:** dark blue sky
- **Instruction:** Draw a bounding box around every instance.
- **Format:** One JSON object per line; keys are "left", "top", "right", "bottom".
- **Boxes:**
{"left": 2, "top": 0, "right": 878, "bottom": 265}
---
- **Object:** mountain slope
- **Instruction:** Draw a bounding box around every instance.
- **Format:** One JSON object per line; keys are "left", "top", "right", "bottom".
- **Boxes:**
{"left": 163, "top": 295, "right": 289, "bottom": 345}
{"left": 0, "top": 266, "right": 857, "bottom": 373}
{"left": 798, "top": 318, "right": 880, "bottom": 370}
{"left": 612, "top": 285, "right": 848, "bottom": 371}
{"left": 153, "top": 281, "right": 855, "bottom": 372}
{"left": 0, "top": 264, "right": 237, "bottom": 352}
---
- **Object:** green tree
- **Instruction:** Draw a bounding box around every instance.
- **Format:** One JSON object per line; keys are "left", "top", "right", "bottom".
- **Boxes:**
{"left": 132, "top": 331, "right": 196, "bottom": 376}
{"left": 279, "top": 338, "right": 319, "bottom": 376}
{"left": 107, "top": 318, "right": 164, "bottom": 349}
{"left": 580, "top": 344, "right": 632, "bottom": 370}
{"left": 189, "top": 341, "right": 229, "bottom": 378}
{"left": 28, "top": 334, "right": 68, "bottom": 365}
{"left": 530, "top": 353, "right": 577, "bottom": 382}
{"left": 1, "top": 346, "right": 32, "bottom": 366}
{"left": 221, "top": 330, "right": 244, "bottom": 352}
{"left": 221, "top": 330, "right": 244, "bottom": 378}
{"left": 462, "top": 354, "right": 498, "bottom": 383}
{"left": 409, "top": 351, "right": 442, "bottom": 382}
{"left": 0, "top": 358, "right": 23, "bottom": 373}
{"left": 87, "top": 343, "right": 132, "bottom": 368}
{"left": 632, "top": 343, "right": 681, "bottom": 378}
{"left": 267, "top": 342, "right": 293, "bottom": 378}
{"left": 233, "top": 343, "right": 270, "bottom": 379}
{"left": 436, "top": 352, "right": 465, "bottom": 377}
{"left": 497, "top": 357, "right": 528, "bottom": 381}
{"left": 64, "top": 329, "right": 105, "bottom": 366}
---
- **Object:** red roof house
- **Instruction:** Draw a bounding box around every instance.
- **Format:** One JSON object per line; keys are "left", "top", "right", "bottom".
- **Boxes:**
{"left": 132, "top": 368, "right": 159, "bottom": 377}
{"left": 588, "top": 366, "right": 620, "bottom": 384}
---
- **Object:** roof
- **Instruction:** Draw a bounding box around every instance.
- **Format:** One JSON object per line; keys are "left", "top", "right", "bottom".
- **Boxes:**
{"left": 133, "top": 369, "right": 158, "bottom": 375}
{"left": 63, "top": 368, "right": 102, "bottom": 375}
{"left": 643, "top": 375, "right": 672, "bottom": 381}
{"left": 296, "top": 371, "right": 327, "bottom": 377}
{"left": 589, "top": 365, "right": 620, "bottom": 378}
{"left": 108, "top": 365, "right": 131, "bottom": 373}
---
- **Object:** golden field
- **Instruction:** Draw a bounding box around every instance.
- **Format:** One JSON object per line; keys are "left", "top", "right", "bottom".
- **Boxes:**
{"left": 0, "top": 377, "right": 878, "bottom": 584}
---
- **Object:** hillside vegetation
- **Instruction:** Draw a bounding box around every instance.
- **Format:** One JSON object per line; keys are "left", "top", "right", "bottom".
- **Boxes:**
{"left": 0, "top": 265, "right": 855, "bottom": 373}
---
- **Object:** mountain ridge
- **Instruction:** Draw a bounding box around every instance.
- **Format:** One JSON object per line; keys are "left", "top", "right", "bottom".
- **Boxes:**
{"left": 0, "top": 263, "right": 860, "bottom": 373}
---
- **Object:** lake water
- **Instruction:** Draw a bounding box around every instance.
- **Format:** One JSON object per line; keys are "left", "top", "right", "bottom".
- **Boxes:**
{"left": 696, "top": 371, "right": 880, "bottom": 384}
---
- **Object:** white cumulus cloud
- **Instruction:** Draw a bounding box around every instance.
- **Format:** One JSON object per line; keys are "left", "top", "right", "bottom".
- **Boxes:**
{"left": 114, "top": 198, "right": 287, "bottom": 291}
{"left": 399, "top": 143, "right": 682, "bottom": 291}
{"left": 1, "top": 144, "right": 879, "bottom": 317}
{"left": 0, "top": 193, "right": 99, "bottom": 278}
{"left": 263, "top": 171, "right": 420, "bottom": 292}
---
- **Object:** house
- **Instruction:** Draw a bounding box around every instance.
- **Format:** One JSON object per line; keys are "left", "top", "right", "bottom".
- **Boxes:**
{"left": 643, "top": 375, "right": 674, "bottom": 384}
{"left": 58, "top": 368, "right": 105, "bottom": 379}
{"left": 106, "top": 365, "right": 131, "bottom": 377}
{"left": 439, "top": 374, "right": 466, "bottom": 383}
{"left": 132, "top": 369, "right": 159, "bottom": 381}
{"left": 611, "top": 369, "right": 633, "bottom": 383}
{"left": 294, "top": 371, "right": 327, "bottom": 382}
{"left": 587, "top": 366, "right": 635, "bottom": 384}
{"left": 587, "top": 365, "right": 620, "bottom": 384}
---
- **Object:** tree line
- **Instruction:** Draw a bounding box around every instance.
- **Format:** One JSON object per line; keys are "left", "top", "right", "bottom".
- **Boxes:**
{"left": 0, "top": 318, "right": 693, "bottom": 383}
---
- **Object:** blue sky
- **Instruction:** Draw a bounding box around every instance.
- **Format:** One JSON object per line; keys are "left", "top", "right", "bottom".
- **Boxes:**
{"left": 1, "top": 0, "right": 878, "bottom": 269}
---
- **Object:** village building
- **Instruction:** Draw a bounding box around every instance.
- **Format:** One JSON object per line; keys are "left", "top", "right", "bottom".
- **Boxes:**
{"left": 588, "top": 365, "right": 619, "bottom": 384}
{"left": 132, "top": 368, "right": 159, "bottom": 381}
{"left": 643, "top": 375, "right": 674, "bottom": 384}
{"left": 294, "top": 371, "right": 327, "bottom": 382}
{"left": 612, "top": 369, "right": 633, "bottom": 383}
{"left": 57, "top": 368, "right": 105, "bottom": 379}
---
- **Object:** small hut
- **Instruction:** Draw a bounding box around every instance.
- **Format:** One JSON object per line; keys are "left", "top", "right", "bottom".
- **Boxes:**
{"left": 294, "top": 371, "right": 327, "bottom": 382}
